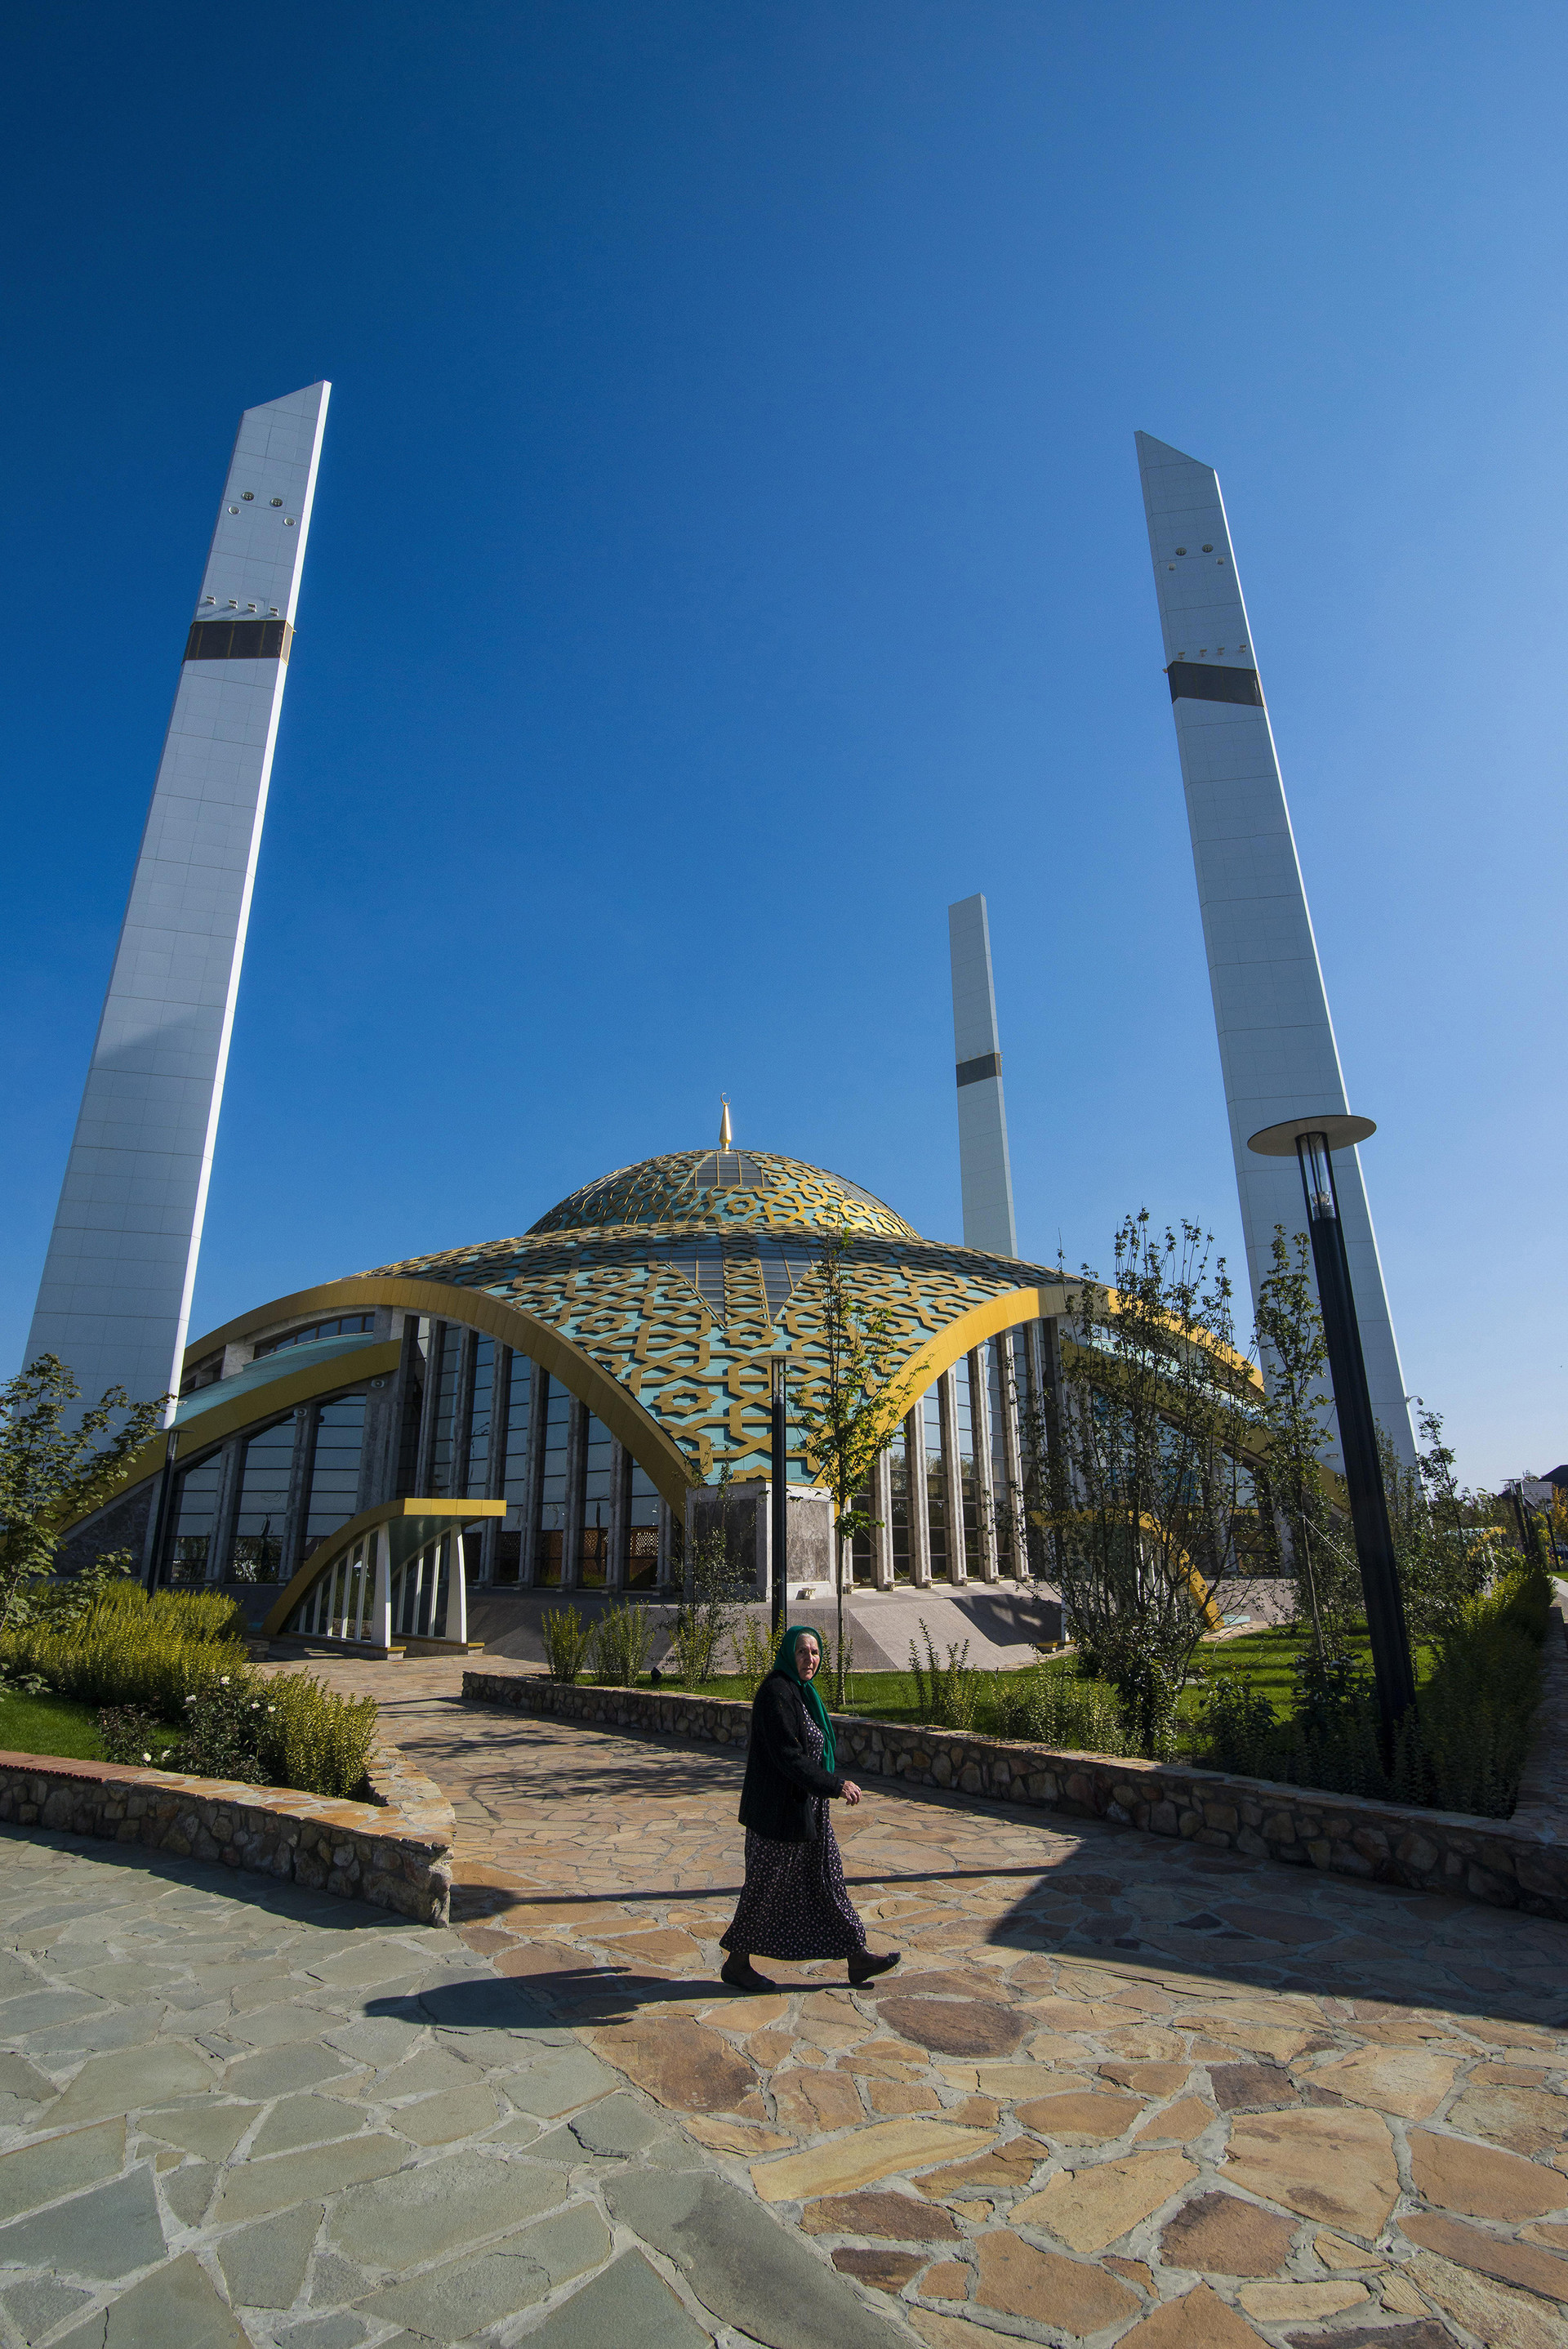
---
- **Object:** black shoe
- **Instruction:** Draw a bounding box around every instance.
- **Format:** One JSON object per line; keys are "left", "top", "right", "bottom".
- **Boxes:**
{"left": 720, "top": 1955, "right": 777, "bottom": 1992}
{"left": 848, "top": 1950, "right": 901, "bottom": 1986}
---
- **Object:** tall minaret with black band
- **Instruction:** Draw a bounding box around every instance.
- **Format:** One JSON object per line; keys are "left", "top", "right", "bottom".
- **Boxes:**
{"left": 948, "top": 894, "right": 1018, "bottom": 1258}
{"left": 23, "top": 383, "right": 331, "bottom": 1420}
{"left": 1135, "top": 430, "right": 1414, "bottom": 1464}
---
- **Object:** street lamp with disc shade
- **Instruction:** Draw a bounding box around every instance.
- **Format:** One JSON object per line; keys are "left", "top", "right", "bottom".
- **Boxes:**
{"left": 1247, "top": 1113, "right": 1416, "bottom": 1738}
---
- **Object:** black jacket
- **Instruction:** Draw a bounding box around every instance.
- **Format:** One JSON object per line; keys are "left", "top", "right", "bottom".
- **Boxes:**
{"left": 737, "top": 1672, "right": 844, "bottom": 1843}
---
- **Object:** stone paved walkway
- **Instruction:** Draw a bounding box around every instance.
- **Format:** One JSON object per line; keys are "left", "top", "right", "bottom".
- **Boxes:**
{"left": 0, "top": 1829, "right": 898, "bottom": 2349}
{"left": 376, "top": 1662, "right": 1568, "bottom": 2347}
{"left": 7, "top": 1661, "right": 1568, "bottom": 2347}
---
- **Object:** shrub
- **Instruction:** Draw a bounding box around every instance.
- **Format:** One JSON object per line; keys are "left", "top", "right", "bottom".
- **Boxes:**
{"left": 728, "top": 1616, "right": 775, "bottom": 1697}
{"left": 255, "top": 1673, "right": 378, "bottom": 1799}
{"left": 541, "top": 1604, "right": 592, "bottom": 1683}
{"left": 1405, "top": 1562, "right": 1551, "bottom": 1816}
{"left": 11, "top": 1582, "right": 373, "bottom": 1799}
{"left": 172, "top": 1676, "right": 267, "bottom": 1781}
{"left": 26, "top": 1550, "right": 136, "bottom": 1634}
{"left": 150, "top": 1589, "right": 247, "bottom": 1643}
{"left": 669, "top": 1606, "right": 720, "bottom": 1687}
{"left": 908, "top": 1622, "right": 982, "bottom": 1732}
{"left": 98, "top": 1670, "right": 376, "bottom": 1799}
{"left": 2, "top": 1598, "right": 247, "bottom": 1715}
{"left": 1191, "top": 1564, "right": 1553, "bottom": 1817}
{"left": 83, "top": 1582, "right": 247, "bottom": 1642}
{"left": 98, "top": 1705, "right": 182, "bottom": 1768}
{"left": 987, "top": 1668, "right": 1037, "bottom": 1741}
{"left": 1198, "top": 1672, "right": 1282, "bottom": 1777}
{"left": 1040, "top": 1670, "right": 1130, "bottom": 1756}
{"left": 590, "top": 1601, "right": 653, "bottom": 1687}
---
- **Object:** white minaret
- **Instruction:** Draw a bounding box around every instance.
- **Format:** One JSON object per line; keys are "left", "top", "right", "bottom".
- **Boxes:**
{"left": 1134, "top": 431, "right": 1414, "bottom": 1465}
{"left": 948, "top": 894, "right": 1018, "bottom": 1258}
{"left": 24, "top": 383, "right": 331, "bottom": 1420}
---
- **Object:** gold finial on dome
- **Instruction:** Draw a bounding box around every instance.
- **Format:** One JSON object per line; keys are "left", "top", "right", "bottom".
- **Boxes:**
{"left": 719, "top": 1096, "right": 733, "bottom": 1151}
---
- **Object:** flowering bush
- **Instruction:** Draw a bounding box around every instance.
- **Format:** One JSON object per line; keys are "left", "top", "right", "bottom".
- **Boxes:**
{"left": 96, "top": 1667, "right": 376, "bottom": 1798}
{"left": 175, "top": 1674, "right": 270, "bottom": 1782}
{"left": 98, "top": 1705, "right": 182, "bottom": 1769}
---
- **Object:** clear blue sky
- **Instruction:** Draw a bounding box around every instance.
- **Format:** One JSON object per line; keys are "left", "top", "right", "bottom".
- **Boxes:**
{"left": 2, "top": 4, "right": 1563, "bottom": 1489}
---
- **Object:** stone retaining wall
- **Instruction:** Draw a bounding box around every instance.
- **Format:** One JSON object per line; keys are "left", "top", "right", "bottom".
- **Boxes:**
{"left": 464, "top": 1654, "right": 1568, "bottom": 1921}
{"left": 0, "top": 1736, "right": 454, "bottom": 1924}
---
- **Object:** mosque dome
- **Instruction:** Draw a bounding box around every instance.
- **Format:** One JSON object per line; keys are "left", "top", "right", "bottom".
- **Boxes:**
{"left": 527, "top": 1147, "right": 920, "bottom": 1242}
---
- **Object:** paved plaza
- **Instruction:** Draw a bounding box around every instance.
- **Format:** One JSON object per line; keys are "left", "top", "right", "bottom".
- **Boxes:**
{"left": 4, "top": 1668, "right": 1568, "bottom": 2347}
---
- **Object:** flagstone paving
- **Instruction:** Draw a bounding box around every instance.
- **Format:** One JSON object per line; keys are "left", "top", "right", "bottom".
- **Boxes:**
{"left": 368, "top": 1660, "right": 1568, "bottom": 2345}
{"left": 6, "top": 1656, "right": 1568, "bottom": 2347}
{"left": 0, "top": 1830, "right": 896, "bottom": 2349}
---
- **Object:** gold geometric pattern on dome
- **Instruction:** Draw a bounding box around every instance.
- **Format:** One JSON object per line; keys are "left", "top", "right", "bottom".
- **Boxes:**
{"left": 367, "top": 1175, "right": 1048, "bottom": 1493}
{"left": 525, "top": 1148, "right": 919, "bottom": 1241}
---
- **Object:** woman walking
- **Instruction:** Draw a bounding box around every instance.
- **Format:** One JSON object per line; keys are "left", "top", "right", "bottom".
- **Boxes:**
{"left": 719, "top": 1625, "right": 900, "bottom": 1993}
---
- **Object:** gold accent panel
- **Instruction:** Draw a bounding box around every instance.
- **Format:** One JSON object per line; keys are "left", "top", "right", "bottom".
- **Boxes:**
{"left": 261, "top": 1495, "right": 505, "bottom": 1638}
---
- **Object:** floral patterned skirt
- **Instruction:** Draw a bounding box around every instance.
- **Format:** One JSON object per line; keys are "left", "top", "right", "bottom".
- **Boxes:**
{"left": 721, "top": 1808, "right": 866, "bottom": 1961}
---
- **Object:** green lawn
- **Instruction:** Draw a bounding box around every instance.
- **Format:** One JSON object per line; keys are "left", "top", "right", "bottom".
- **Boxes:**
{"left": 600, "top": 1622, "right": 1437, "bottom": 1749}
{"left": 0, "top": 1688, "right": 107, "bottom": 1762}
{"left": 653, "top": 1669, "right": 959, "bottom": 1725}
{"left": 1195, "top": 1624, "right": 1437, "bottom": 1720}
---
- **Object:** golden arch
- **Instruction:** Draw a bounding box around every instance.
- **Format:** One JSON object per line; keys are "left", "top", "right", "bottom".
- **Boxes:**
{"left": 185, "top": 1276, "right": 698, "bottom": 1512}
{"left": 90, "top": 1277, "right": 694, "bottom": 1524}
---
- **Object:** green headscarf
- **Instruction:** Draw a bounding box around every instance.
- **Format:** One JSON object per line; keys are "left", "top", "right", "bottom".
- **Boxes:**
{"left": 772, "top": 1624, "right": 836, "bottom": 1772}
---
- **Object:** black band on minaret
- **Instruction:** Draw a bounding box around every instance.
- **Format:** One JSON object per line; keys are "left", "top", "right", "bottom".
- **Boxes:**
{"left": 956, "top": 1052, "right": 1001, "bottom": 1088}
{"left": 185, "top": 617, "right": 292, "bottom": 662}
{"left": 1168, "top": 662, "right": 1262, "bottom": 706}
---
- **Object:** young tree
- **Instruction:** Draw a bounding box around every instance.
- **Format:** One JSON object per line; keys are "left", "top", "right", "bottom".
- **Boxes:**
{"left": 0, "top": 1357, "right": 167, "bottom": 1636}
{"left": 1044, "top": 1214, "right": 1251, "bottom": 1757}
{"left": 1250, "top": 1228, "right": 1359, "bottom": 1660}
{"left": 1385, "top": 1402, "right": 1510, "bottom": 1645}
{"left": 794, "top": 1231, "right": 906, "bottom": 1707}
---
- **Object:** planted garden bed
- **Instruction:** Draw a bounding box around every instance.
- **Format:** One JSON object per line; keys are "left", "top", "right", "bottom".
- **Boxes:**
{"left": 1, "top": 1584, "right": 376, "bottom": 1800}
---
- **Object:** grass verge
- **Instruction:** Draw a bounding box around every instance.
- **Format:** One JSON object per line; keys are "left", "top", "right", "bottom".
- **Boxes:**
{"left": 0, "top": 1689, "right": 108, "bottom": 1763}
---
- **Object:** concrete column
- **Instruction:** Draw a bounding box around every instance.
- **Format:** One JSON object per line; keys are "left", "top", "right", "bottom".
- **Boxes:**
{"left": 519, "top": 1366, "right": 546, "bottom": 1587}
{"left": 969, "top": 1348, "right": 999, "bottom": 1583}
{"left": 872, "top": 1446, "right": 894, "bottom": 1589}
{"left": 905, "top": 1404, "right": 931, "bottom": 1587}
{"left": 207, "top": 1433, "right": 245, "bottom": 1584}
{"left": 657, "top": 1497, "right": 675, "bottom": 1591}
{"left": 375, "top": 1314, "right": 422, "bottom": 1503}
{"left": 451, "top": 1326, "right": 478, "bottom": 1500}
{"left": 999, "top": 1333, "right": 1029, "bottom": 1581}
{"left": 278, "top": 1402, "right": 319, "bottom": 1586}
{"left": 474, "top": 1344, "right": 511, "bottom": 1585}
{"left": 1039, "top": 1315, "right": 1070, "bottom": 1578}
{"left": 358, "top": 1308, "right": 405, "bottom": 1513}
{"left": 561, "top": 1397, "right": 587, "bottom": 1591}
{"left": 414, "top": 1319, "right": 441, "bottom": 1495}
{"left": 938, "top": 1368, "right": 966, "bottom": 1585}
{"left": 607, "top": 1438, "right": 630, "bottom": 1593}
{"left": 488, "top": 1347, "right": 514, "bottom": 1503}
{"left": 371, "top": 1526, "right": 392, "bottom": 1651}
{"left": 448, "top": 1531, "right": 469, "bottom": 1646}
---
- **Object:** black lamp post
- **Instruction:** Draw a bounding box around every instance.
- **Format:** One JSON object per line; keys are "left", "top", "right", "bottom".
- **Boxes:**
{"left": 769, "top": 1348, "right": 789, "bottom": 1637}
{"left": 1248, "top": 1114, "right": 1417, "bottom": 1739}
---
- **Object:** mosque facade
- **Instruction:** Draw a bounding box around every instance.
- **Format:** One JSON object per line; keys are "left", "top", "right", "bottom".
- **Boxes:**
{"left": 71, "top": 1138, "right": 1080, "bottom": 1640}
